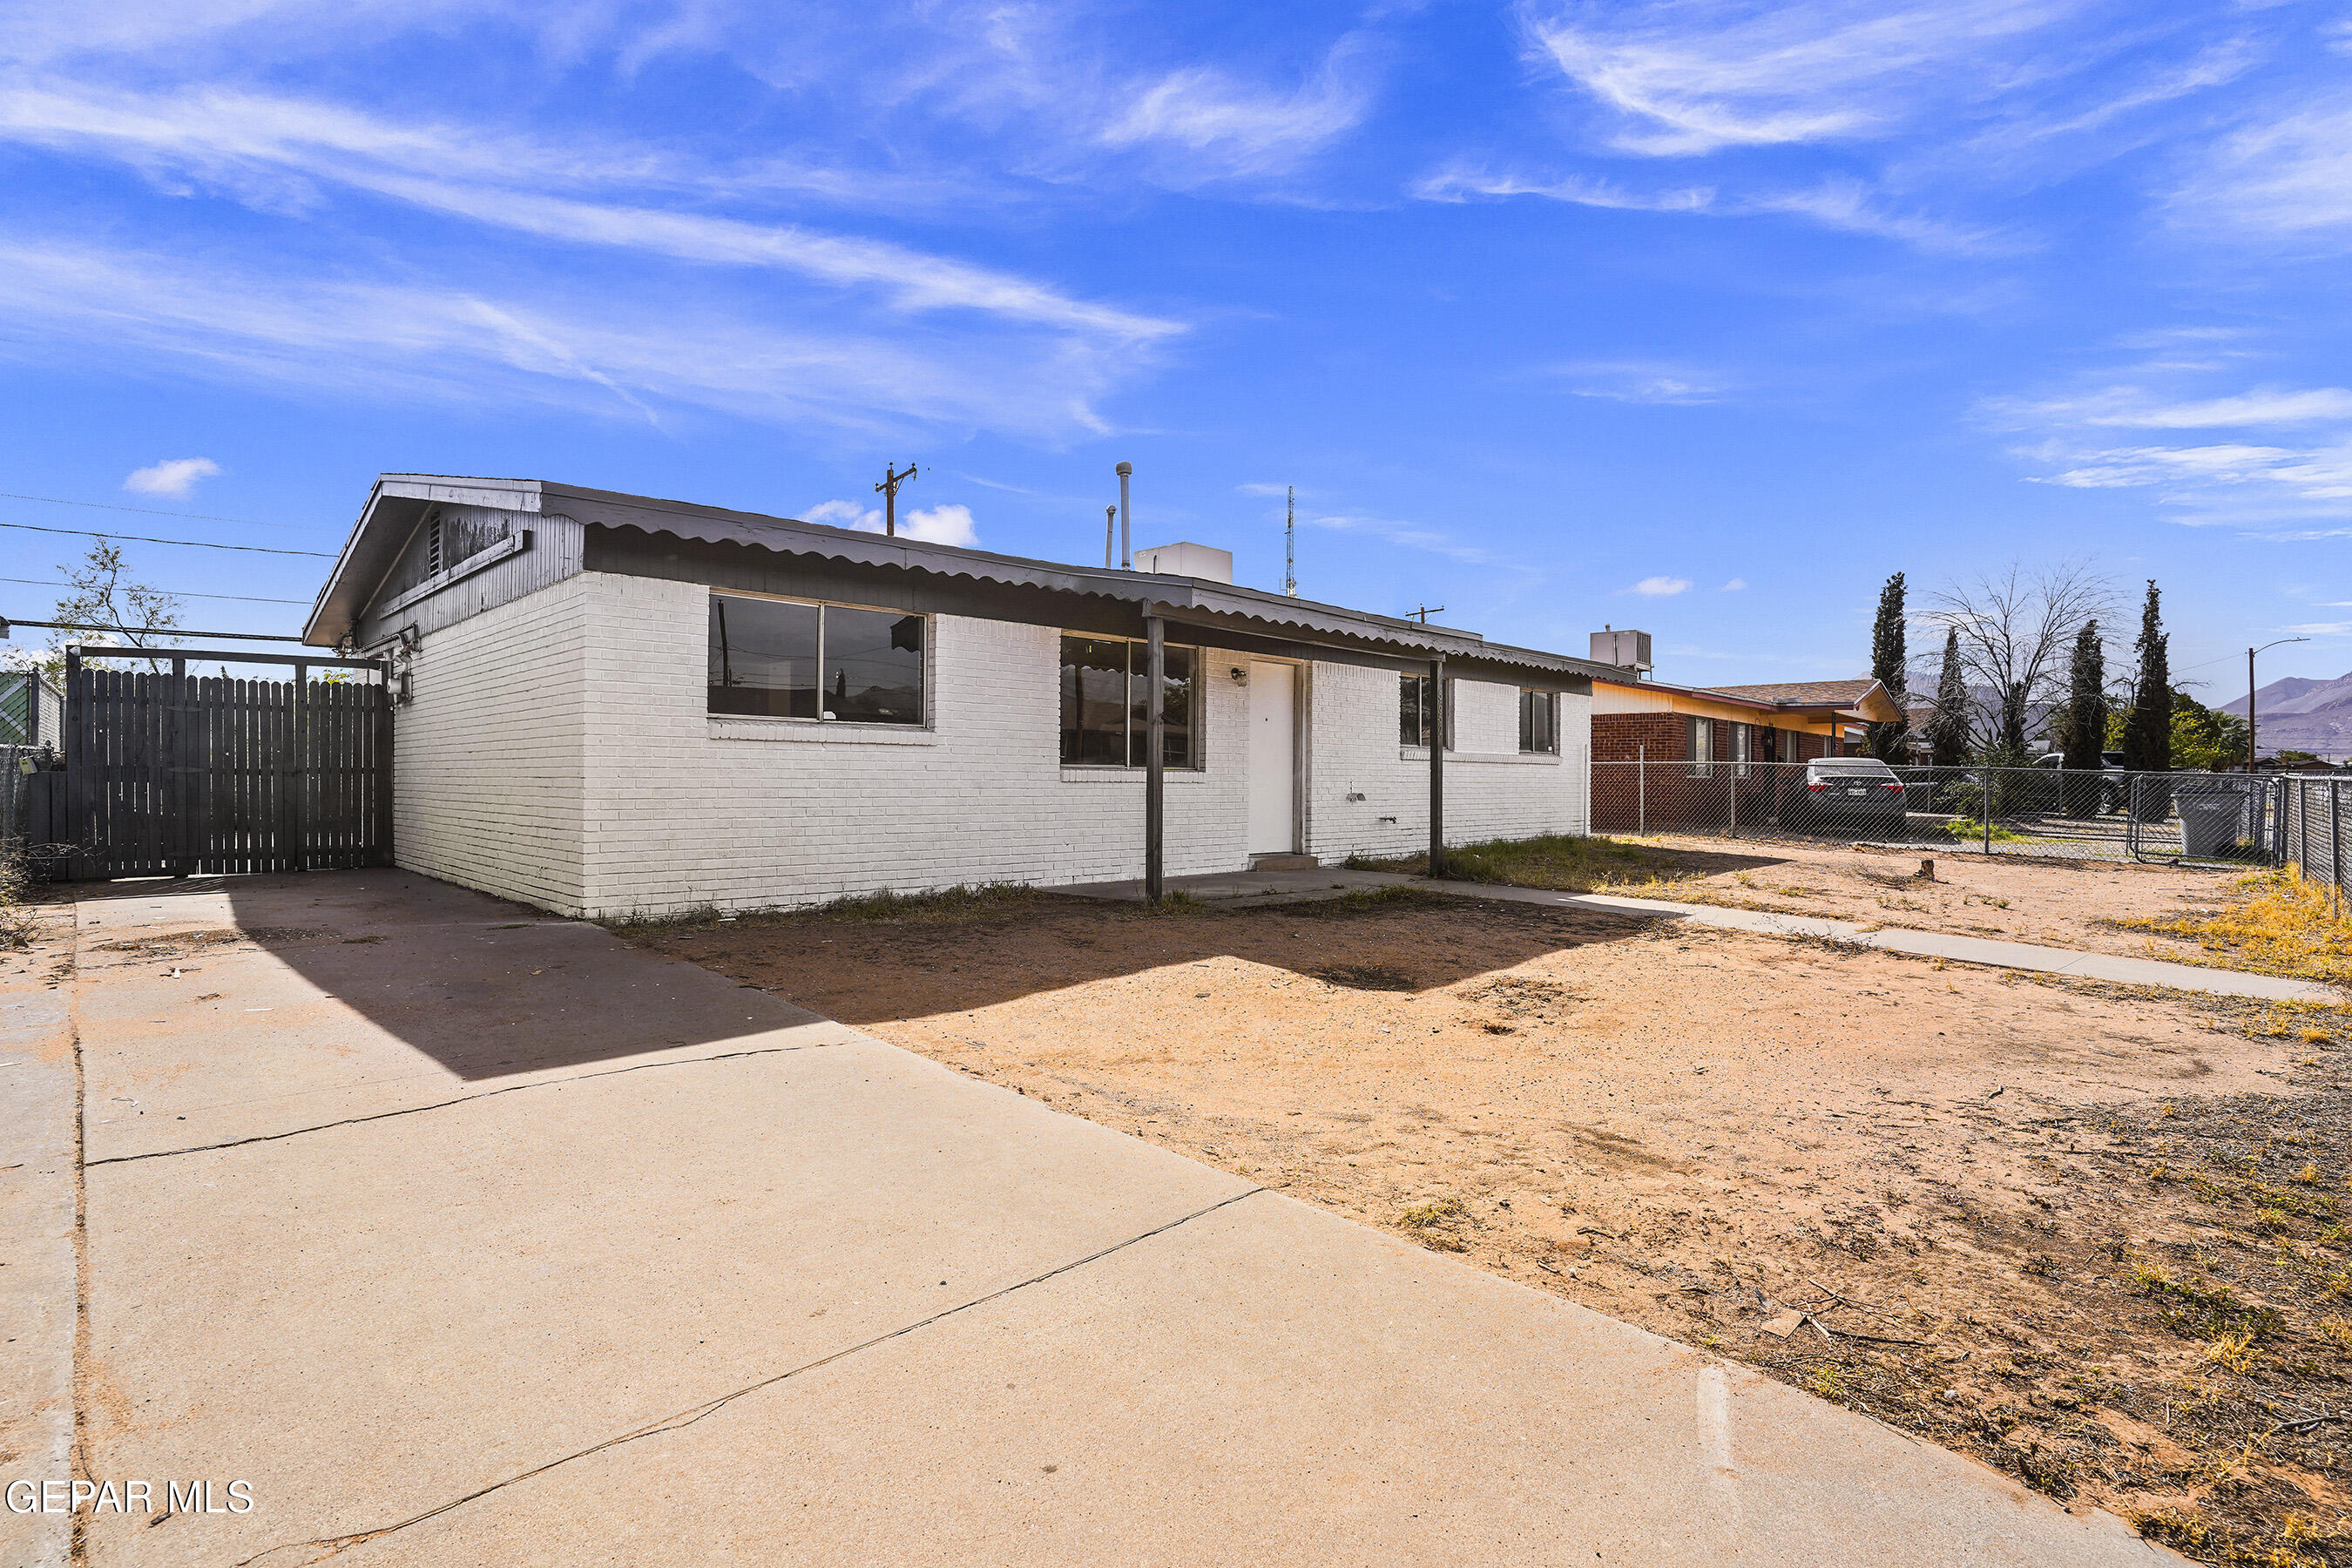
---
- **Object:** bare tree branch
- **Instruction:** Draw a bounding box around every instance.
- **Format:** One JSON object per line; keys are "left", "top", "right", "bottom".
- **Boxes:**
{"left": 1924, "top": 561, "right": 2113, "bottom": 756}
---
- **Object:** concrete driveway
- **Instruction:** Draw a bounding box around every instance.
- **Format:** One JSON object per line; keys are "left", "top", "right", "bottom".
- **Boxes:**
{"left": 3, "top": 869, "right": 2179, "bottom": 1566}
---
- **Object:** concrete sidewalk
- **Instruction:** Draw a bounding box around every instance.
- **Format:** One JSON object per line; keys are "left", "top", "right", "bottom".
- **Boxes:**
{"left": 32, "top": 869, "right": 2178, "bottom": 1565}
{"left": 1051, "top": 866, "right": 2338, "bottom": 1003}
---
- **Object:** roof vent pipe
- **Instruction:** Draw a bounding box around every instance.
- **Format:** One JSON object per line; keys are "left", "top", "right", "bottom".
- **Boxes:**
{"left": 1104, "top": 504, "right": 1117, "bottom": 569}
{"left": 1115, "top": 462, "right": 1132, "bottom": 570}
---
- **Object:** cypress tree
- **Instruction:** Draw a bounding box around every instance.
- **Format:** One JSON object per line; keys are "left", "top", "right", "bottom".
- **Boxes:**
{"left": 2060, "top": 618, "right": 2105, "bottom": 815}
{"left": 1865, "top": 571, "right": 1909, "bottom": 761}
{"left": 1925, "top": 626, "right": 1970, "bottom": 767}
{"left": 2121, "top": 580, "right": 2170, "bottom": 773}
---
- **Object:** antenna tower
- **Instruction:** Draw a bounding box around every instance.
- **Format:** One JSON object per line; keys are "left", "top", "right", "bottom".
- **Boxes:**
{"left": 1284, "top": 485, "right": 1297, "bottom": 597}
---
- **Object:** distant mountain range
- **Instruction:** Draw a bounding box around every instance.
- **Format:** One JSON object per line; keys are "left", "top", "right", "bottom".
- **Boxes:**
{"left": 2223, "top": 671, "right": 2352, "bottom": 758}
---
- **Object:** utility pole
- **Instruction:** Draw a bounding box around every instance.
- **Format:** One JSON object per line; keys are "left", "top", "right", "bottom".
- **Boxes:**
{"left": 1285, "top": 485, "right": 1297, "bottom": 597}
{"left": 2247, "top": 636, "right": 2311, "bottom": 772}
{"left": 1412, "top": 605, "right": 1446, "bottom": 625}
{"left": 875, "top": 462, "right": 917, "bottom": 537}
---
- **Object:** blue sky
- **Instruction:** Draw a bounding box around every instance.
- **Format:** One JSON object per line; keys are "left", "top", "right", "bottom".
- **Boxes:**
{"left": 2, "top": 0, "right": 2348, "bottom": 698}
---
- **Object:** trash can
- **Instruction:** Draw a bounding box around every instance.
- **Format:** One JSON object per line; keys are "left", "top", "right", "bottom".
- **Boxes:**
{"left": 2176, "top": 778, "right": 2255, "bottom": 858}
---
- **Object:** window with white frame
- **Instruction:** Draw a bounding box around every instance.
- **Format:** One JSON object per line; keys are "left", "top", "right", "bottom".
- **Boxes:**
{"left": 1729, "top": 721, "right": 1753, "bottom": 776}
{"left": 1687, "top": 715, "right": 1714, "bottom": 777}
{"left": 1517, "top": 688, "right": 1559, "bottom": 754}
{"left": 1059, "top": 635, "right": 1198, "bottom": 767}
{"left": 707, "top": 591, "right": 926, "bottom": 724}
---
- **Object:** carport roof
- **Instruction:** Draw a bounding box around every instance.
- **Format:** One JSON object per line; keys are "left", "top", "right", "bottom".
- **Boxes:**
{"left": 306, "top": 474, "right": 1619, "bottom": 682}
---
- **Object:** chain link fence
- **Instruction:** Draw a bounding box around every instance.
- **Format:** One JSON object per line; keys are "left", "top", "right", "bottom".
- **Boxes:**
{"left": 1591, "top": 758, "right": 2283, "bottom": 867}
{"left": 2279, "top": 774, "right": 2350, "bottom": 899}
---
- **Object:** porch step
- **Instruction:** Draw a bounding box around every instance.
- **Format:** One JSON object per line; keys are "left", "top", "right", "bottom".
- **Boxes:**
{"left": 1247, "top": 854, "right": 1321, "bottom": 871}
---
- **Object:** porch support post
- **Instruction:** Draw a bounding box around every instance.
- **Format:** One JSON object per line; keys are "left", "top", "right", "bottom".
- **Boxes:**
{"left": 1145, "top": 613, "right": 1166, "bottom": 906}
{"left": 1428, "top": 656, "right": 1446, "bottom": 879}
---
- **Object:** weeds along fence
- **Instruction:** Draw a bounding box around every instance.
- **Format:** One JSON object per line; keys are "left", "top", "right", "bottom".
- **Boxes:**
{"left": 2279, "top": 774, "right": 2350, "bottom": 897}
{"left": 1590, "top": 759, "right": 2286, "bottom": 867}
{"left": 2, "top": 743, "right": 49, "bottom": 849}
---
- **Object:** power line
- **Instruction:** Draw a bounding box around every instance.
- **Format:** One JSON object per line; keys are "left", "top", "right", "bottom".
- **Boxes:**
{"left": 0, "top": 576, "right": 309, "bottom": 605}
{"left": 0, "top": 521, "right": 335, "bottom": 558}
{"left": 0, "top": 490, "right": 333, "bottom": 531}
{"left": 5, "top": 618, "right": 305, "bottom": 644}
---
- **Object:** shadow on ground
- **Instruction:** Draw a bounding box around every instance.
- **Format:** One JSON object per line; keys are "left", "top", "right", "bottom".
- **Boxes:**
{"left": 618, "top": 891, "right": 1664, "bottom": 1029}
{"left": 71, "top": 869, "right": 812, "bottom": 1083}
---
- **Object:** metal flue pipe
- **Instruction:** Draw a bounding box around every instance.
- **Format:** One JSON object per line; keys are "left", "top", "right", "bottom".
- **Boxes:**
{"left": 1105, "top": 505, "right": 1117, "bottom": 568}
{"left": 1116, "top": 462, "right": 1132, "bottom": 569}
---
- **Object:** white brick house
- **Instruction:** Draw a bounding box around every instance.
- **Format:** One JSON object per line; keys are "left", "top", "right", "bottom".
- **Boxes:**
{"left": 303, "top": 476, "right": 1613, "bottom": 919}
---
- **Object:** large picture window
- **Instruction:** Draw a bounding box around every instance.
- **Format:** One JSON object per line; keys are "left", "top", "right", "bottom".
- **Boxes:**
{"left": 1517, "top": 689, "right": 1558, "bottom": 754}
{"left": 708, "top": 593, "right": 925, "bottom": 724}
{"left": 1059, "top": 635, "right": 1196, "bottom": 767}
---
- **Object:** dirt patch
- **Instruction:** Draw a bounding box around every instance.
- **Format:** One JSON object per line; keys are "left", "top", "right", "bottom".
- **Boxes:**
{"left": 620, "top": 886, "right": 2352, "bottom": 1565}
{"left": 1619, "top": 834, "right": 2261, "bottom": 961}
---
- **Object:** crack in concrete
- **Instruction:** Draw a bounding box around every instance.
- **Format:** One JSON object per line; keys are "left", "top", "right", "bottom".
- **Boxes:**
{"left": 82, "top": 1043, "right": 838, "bottom": 1168}
{"left": 230, "top": 1185, "right": 1267, "bottom": 1566}
{"left": 68, "top": 904, "right": 90, "bottom": 1568}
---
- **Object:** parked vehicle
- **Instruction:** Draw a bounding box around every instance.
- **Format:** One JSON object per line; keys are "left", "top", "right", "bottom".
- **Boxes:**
{"left": 1786, "top": 757, "right": 1909, "bottom": 837}
{"left": 2030, "top": 749, "right": 2131, "bottom": 813}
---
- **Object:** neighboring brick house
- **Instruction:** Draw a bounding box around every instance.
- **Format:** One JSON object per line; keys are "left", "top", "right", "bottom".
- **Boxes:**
{"left": 1585, "top": 670, "right": 1904, "bottom": 832}
{"left": 302, "top": 475, "right": 1619, "bottom": 918}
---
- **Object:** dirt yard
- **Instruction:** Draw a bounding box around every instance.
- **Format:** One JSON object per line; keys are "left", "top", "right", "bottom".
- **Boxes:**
{"left": 618, "top": 871, "right": 2352, "bottom": 1566}
{"left": 1381, "top": 831, "right": 2275, "bottom": 966}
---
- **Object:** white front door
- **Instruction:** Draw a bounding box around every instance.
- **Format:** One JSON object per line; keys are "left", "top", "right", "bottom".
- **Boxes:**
{"left": 1247, "top": 662, "right": 1296, "bottom": 855}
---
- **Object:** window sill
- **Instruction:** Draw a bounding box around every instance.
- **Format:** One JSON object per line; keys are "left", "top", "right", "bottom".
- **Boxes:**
{"left": 1059, "top": 767, "right": 1210, "bottom": 782}
{"left": 1396, "top": 748, "right": 1561, "bottom": 765}
{"left": 709, "top": 716, "right": 937, "bottom": 745}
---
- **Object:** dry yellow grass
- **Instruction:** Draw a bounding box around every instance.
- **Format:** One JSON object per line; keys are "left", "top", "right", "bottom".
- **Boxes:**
{"left": 2116, "top": 868, "right": 2352, "bottom": 987}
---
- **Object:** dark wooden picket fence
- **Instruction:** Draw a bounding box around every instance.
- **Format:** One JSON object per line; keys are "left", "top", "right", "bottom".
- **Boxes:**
{"left": 26, "top": 648, "right": 392, "bottom": 880}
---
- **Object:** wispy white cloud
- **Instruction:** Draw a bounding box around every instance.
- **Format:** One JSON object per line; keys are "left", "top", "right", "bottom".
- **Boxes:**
{"left": 1416, "top": 161, "right": 2010, "bottom": 253}
{"left": 2001, "top": 385, "right": 2352, "bottom": 429}
{"left": 1539, "top": 358, "right": 1724, "bottom": 404}
{"left": 2172, "top": 91, "right": 2352, "bottom": 243}
{"left": 1300, "top": 510, "right": 1493, "bottom": 564}
{"left": 1624, "top": 575, "right": 1692, "bottom": 596}
{"left": 1517, "top": 0, "right": 2079, "bottom": 158}
{"left": 1721, "top": 578, "right": 1747, "bottom": 591}
{"left": 1099, "top": 37, "right": 1376, "bottom": 181}
{"left": 0, "top": 81, "right": 1179, "bottom": 341}
{"left": 2022, "top": 440, "right": 2352, "bottom": 530}
{"left": 1414, "top": 163, "right": 1713, "bottom": 212}
{"left": 123, "top": 456, "right": 220, "bottom": 497}
{"left": 0, "top": 236, "right": 1136, "bottom": 439}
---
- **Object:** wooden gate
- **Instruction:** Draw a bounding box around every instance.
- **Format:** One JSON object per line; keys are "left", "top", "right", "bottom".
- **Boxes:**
{"left": 39, "top": 645, "right": 392, "bottom": 880}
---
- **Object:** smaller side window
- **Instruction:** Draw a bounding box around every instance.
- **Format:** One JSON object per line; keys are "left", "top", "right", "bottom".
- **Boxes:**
{"left": 1518, "top": 689, "right": 1558, "bottom": 754}
{"left": 1729, "top": 721, "right": 1753, "bottom": 777}
{"left": 1688, "top": 715, "right": 1714, "bottom": 777}
{"left": 1401, "top": 674, "right": 1452, "bottom": 749}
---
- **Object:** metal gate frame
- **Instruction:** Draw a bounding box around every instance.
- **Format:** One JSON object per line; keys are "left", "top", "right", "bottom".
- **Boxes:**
{"left": 43, "top": 644, "right": 391, "bottom": 880}
{"left": 2125, "top": 772, "right": 2282, "bottom": 867}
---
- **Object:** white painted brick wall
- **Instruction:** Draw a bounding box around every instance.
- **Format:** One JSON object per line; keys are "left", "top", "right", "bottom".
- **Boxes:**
{"left": 1303, "top": 663, "right": 1591, "bottom": 862}
{"left": 389, "top": 571, "right": 1593, "bottom": 918}
{"left": 390, "top": 576, "right": 590, "bottom": 912}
